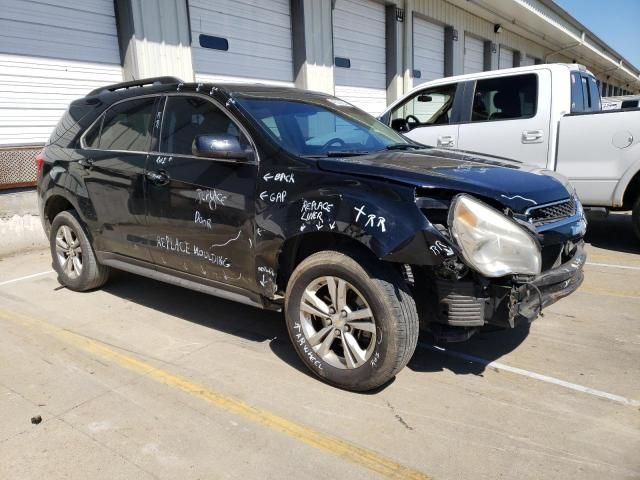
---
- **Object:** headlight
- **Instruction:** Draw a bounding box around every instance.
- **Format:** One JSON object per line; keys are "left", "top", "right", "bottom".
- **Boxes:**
{"left": 449, "top": 194, "right": 541, "bottom": 277}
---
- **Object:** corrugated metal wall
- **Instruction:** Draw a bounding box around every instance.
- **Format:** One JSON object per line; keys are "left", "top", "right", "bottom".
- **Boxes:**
{"left": 411, "top": 0, "right": 547, "bottom": 77}
{"left": 0, "top": 0, "right": 123, "bottom": 146}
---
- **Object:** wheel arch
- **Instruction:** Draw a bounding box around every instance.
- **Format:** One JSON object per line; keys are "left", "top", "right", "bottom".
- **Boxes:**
{"left": 621, "top": 168, "right": 640, "bottom": 210}
{"left": 276, "top": 231, "right": 383, "bottom": 292}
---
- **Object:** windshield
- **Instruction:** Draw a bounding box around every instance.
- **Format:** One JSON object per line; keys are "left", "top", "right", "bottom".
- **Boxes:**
{"left": 236, "top": 95, "right": 410, "bottom": 156}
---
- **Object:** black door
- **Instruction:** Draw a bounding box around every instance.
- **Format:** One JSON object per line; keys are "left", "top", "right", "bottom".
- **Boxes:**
{"left": 145, "top": 95, "right": 257, "bottom": 288}
{"left": 81, "top": 96, "right": 160, "bottom": 261}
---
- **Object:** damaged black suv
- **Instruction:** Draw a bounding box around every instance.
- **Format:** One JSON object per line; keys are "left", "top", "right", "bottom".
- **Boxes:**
{"left": 38, "top": 77, "right": 586, "bottom": 391}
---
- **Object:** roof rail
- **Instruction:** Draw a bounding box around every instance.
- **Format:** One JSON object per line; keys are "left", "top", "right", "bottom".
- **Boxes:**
{"left": 87, "top": 76, "right": 183, "bottom": 96}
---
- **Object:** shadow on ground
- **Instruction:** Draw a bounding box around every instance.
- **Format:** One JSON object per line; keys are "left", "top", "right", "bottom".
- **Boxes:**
{"left": 409, "top": 324, "right": 531, "bottom": 376}
{"left": 585, "top": 212, "right": 639, "bottom": 254}
{"left": 101, "top": 271, "right": 533, "bottom": 385}
{"left": 101, "top": 271, "right": 315, "bottom": 376}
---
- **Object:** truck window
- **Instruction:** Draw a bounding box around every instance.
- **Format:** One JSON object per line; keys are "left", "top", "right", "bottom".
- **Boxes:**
{"left": 571, "top": 73, "right": 600, "bottom": 113}
{"left": 471, "top": 74, "right": 537, "bottom": 122}
{"left": 587, "top": 76, "right": 600, "bottom": 111}
{"left": 390, "top": 84, "right": 457, "bottom": 125}
{"left": 570, "top": 72, "right": 585, "bottom": 112}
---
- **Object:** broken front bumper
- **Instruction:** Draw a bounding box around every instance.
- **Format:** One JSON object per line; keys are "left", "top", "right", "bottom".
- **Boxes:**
{"left": 511, "top": 242, "right": 586, "bottom": 324}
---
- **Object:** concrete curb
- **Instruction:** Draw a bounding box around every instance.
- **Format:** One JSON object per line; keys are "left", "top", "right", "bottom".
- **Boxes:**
{"left": 0, "top": 189, "right": 48, "bottom": 258}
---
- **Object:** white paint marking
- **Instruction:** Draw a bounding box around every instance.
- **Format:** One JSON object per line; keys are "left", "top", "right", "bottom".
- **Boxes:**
{"left": 419, "top": 342, "right": 640, "bottom": 408}
{"left": 0, "top": 270, "right": 55, "bottom": 287}
{"left": 587, "top": 262, "right": 640, "bottom": 271}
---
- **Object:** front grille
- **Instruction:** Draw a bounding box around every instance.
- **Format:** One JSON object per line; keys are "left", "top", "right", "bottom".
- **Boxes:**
{"left": 527, "top": 198, "right": 576, "bottom": 224}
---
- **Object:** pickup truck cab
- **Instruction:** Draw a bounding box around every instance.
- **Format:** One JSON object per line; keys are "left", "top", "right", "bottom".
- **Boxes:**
{"left": 38, "top": 77, "right": 585, "bottom": 391}
{"left": 380, "top": 63, "right": 640, "bottom": 238}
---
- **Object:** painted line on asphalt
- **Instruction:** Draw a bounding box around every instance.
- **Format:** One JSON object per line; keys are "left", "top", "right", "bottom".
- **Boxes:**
{"left": 586, "top": 262, "right": 640, "bottom": 271}
{"left": 0, "top": 270, "right": 54, "bottom": 287}
{"left": 0, "top": 309, "right": 430, "bottom": 480}
{"left": 419, "top": 343, "right": 640, "bottom": 408}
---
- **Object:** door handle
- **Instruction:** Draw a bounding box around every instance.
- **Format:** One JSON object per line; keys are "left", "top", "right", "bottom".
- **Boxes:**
{"left": 522, "top": 130, "right": 544, "bottom": 143}
{"left": 437, "top": 135, "right": 455, "bottom": 147}
{"left": 146, "top": 170, "right": 170, "bottom": 186}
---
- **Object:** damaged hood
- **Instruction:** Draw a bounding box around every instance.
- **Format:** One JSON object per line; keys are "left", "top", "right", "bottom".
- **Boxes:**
{"left": 318, "top": 148, "right": 571, "bottom": 213}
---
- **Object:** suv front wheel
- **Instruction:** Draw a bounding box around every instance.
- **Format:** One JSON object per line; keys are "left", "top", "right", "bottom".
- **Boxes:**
{"left": 284, "top": 250, "right": 419, "bottom": 391}
{"left": 50, "top": 210, "right": 110, "bottom": 291}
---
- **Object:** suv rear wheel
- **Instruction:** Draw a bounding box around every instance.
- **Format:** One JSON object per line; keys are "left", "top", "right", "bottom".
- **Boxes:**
{"left": 50, "top": 210, "right": 110, "bottom": 291}
{"left": 284, "top": 250, "right": 418, "bottom": 391}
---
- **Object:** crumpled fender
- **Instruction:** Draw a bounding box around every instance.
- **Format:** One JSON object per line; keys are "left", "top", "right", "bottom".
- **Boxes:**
{"left": 252, "top": 167, "right": 458, "bottom": 296}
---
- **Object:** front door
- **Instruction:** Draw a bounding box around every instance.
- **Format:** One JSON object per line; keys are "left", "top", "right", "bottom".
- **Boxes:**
{"left": 145, "top": 95, "right": 257, "bottom": 289}
{"left": 383, "top": 83, "right": 460, "bottom": 149}
{"left": 81, "top": 96, "right": 160, "bottom": 261}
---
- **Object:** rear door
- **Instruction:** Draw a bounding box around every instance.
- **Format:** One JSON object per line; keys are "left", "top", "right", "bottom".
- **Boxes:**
{"left": 457, "top": 71, "right": 551, "bottom": 167}
{"left": 382, "top": 82, "right": 463, "bottom": 148}
{"left": 81, "top": 96, "right": 160, "bottom": 261}
{"left": 145, "top": 94, "right": 258, "bottom": 288}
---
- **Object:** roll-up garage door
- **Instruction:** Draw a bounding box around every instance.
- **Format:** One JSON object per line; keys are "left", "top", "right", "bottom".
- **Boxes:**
{"left": 463, "top": 34, "right": 484, "bottom": 74}
{"left": 189, "top": 0, "right": 293, "bottom": 85}
{"left": 333, "top": 0, "right": 387, "bottom": 115}
{"left": 0, "top": 0, "right": 123, "bottom": 146}
{"left": 412, "top": 17, "right": 445, "bottom": 87}
{"left": 498, "top": 46, "right": 514, "bottom": 69}
{"left": 521, "top": 55, "right": 536, "bottom": 67}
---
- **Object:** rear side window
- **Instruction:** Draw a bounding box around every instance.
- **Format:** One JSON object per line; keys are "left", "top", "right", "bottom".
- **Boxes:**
{"left": 160, "top": 96, "right": 245, "bottom": 156}
{"left": 471, "top": 74, "right": 537, "bottom": 122}
{"left": 571, "top": 73, "right": 600, "bottom": 113}
{"left": 86, "top": 97, "right": 156, "bottom": 151}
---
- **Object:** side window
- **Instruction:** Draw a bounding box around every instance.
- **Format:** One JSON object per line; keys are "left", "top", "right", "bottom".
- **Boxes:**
{"left": 83, "top": 117, "right": 103, "bottom": 149}
{"left": 390, "top": 84, "right": 457, "bottom": 131}
{"left": 160, "top": 96, "right": 246, "bottom": 156}
{"left": 570, "top": 72, "right": 585, "bottom": 112}
{"left": 99, "top": 97, "right": 156, "bottom": 151}
{"left": 471, "top": 74, "right": 537, "bottom": 122}
{"left": 586, "top": 76, "right": 600, "bottom": 112}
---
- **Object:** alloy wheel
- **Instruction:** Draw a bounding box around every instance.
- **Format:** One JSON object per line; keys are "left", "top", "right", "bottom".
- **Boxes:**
{"left": 299, "top": 276, "right": 377, "bottom": 369}
{"left": 55, "top": 225, "right": 83, "bottom": 279}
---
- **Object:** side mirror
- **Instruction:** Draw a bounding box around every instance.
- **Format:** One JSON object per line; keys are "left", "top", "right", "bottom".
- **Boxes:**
{"left": 192, "top": 134, "right": 253, "bottom": 160}
{"left": 417, "top": 94, "right": 432, "bottom": 102}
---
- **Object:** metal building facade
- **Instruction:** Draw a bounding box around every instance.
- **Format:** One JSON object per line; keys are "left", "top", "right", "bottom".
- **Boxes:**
{"left": 0, "top": 0, "right": 639, "bottom": 188}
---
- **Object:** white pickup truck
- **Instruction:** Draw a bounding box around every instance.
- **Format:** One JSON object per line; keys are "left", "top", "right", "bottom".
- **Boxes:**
{"left": 379, "top": 63, "right": 640, "bottom": 238}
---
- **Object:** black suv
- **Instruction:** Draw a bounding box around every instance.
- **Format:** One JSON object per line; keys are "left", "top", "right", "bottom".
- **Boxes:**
{"left": 38, "top": 77, "right": 586, "bottom": 391}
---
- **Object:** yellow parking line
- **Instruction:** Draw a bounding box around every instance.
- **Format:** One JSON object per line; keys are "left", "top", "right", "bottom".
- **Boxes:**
{"left": 0, "top": 309, "right": 429, "bottom": 480}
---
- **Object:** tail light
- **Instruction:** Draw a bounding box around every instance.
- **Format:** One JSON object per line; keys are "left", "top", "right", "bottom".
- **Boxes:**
{"left": 35, "top": 150, "right": 45, "bottom": 177}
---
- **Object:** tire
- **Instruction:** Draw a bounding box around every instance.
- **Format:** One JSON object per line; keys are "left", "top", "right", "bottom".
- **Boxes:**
{"left": 50, "top": 210, "right": 110, "bottom": 291}
{"left": 284, "top": 250, "right": 419, "bottom": 392}
{"left": 633, "top": 197, "right": 640, "bottom": 241}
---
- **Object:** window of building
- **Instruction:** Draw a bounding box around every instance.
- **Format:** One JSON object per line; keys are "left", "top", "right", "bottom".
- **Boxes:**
{"left": 160, "top": 96, "right": 245, "bottom": 156}
{"left": 471, "top": 74, "right": 537, "bottom": 122}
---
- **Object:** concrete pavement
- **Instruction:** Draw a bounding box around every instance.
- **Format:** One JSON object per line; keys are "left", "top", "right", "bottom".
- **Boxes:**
{"left": 0, "top": 214, "right": 638, "bottom": 479}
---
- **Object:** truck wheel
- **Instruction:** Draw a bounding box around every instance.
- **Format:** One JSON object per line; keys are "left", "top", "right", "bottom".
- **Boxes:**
{"left": 284, "top": 250, "right": 419, "bottom": 391}
{"left": 50, "top": 210, "right": 110, "bottom": 292}
{"left": 633, "top": 197, "right": 640, "bottom": 241}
